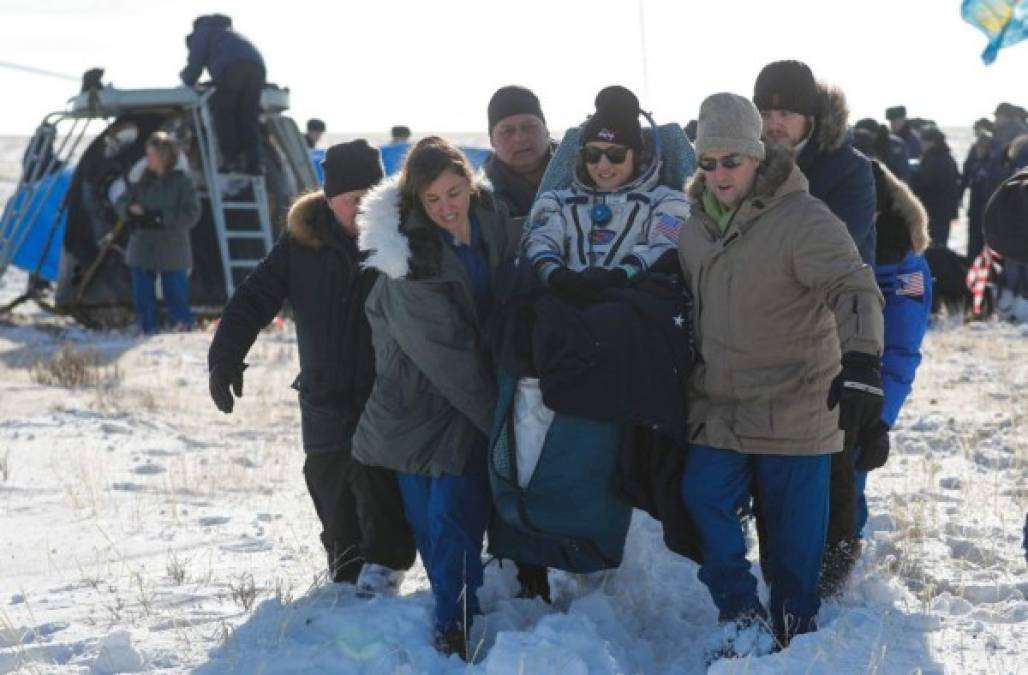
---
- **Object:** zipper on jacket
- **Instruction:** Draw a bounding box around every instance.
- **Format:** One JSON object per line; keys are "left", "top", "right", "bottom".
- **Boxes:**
{"left": 570, "top": 207, "right": 588, "bottom": 267}
{"left": 602, "top": 202, "right": 642, "bottom": 266}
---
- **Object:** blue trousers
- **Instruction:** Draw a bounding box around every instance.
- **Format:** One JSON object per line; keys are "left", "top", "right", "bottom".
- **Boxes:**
{"left": 681, "top": 444, "right": 830, "bottom": 637}
{"left": 130, "top": 267, "right": 193, "bottom": 334}
{"left": 396, "top": 441, "right": 490, "bottom": 632}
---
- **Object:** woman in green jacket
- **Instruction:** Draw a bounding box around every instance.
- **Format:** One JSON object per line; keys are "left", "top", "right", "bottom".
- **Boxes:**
{"left": 354, "top": 137, "right": 516, "bottom": 660}
{"left": 114, "top": 131, "right": 201, "bottom": 333}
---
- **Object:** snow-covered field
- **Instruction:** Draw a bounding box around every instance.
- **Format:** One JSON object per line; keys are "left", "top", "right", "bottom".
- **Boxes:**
{"left": 2, "top": 150, "right": 1027, "bottom": 674}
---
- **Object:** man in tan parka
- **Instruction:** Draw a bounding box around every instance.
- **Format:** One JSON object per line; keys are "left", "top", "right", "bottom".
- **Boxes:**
{"left": 677, "top": 93, "right": 885, "bottom": 657}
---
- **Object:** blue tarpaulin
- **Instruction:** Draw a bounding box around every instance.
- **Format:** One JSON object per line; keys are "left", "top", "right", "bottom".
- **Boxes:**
{"left": 309, "top": 147, "right": 326, "bottom": 184}
{"left": 2, "top": 169, "right": 71, "bottom": 281}
{"left": 962, "top": 0, "right": 1028, "bottom": 63}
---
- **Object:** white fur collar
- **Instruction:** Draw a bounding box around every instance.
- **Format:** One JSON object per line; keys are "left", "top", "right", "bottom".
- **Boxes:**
{"left": 356, "top": 171, "right": 494, "bottom": 280}
{"left": 357, "top": 175, "right": 410, "bottom": 279}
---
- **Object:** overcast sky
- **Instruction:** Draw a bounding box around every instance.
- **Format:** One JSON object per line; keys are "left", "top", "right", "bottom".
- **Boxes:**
{"left": 0, "top": 0, "right": 1023, "bottom": 137}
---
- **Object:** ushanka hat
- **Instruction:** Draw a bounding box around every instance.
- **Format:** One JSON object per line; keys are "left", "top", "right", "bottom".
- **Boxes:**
{"left": 753, "top": 60, "right": 820, "bottom": 117}
{"left": 322, "top": 140, "right": 384, "bottom": 198}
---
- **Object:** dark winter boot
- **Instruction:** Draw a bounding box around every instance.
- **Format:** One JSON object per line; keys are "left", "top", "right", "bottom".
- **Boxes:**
{"left": 774, "top": 611, "right": 819, "bottom": 649}
{"left": 434, "top": 621, "right": 469, "bottom": 662}
{"left": 704, "top": 605, "right": 774, "bottom": 666}
{"left": 819, "top": 537, "right": 863, "bottom": 599}
{"left": 327, "top": 542, "right": 361, "bottom": 584}
{"left": 515, "top": 563, "right": 552, "bottom": 604}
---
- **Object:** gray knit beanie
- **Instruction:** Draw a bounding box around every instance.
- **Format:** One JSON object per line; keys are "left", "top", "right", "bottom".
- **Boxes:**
{"left": 695, "top": 93, "right": 765, "bottom": 161}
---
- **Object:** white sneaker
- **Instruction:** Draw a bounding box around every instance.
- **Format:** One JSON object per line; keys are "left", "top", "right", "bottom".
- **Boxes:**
{"left": 355, "top": 563, "right": 404, "bottom": 598}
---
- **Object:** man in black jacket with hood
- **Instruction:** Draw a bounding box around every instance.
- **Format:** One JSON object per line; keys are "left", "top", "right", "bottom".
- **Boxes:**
{"left": 207, "top": 141, "right": 415, "bottom": 592}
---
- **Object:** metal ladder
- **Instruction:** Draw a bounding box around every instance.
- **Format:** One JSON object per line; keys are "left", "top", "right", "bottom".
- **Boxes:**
{"left": 192, "top": 93, "right": 274, "bottom": 298}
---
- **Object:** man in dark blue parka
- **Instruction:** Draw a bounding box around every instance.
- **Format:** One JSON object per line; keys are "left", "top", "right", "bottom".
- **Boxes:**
{"left": 754, "top": 60, "right": 877, "bottom": 266}
{"left": 207, "top": 141, "right": 415, "bottom": 591}
{"left": 886, "top": 106, "right": 923, "bottom": 160}
{"left": 180, "top": 14, "right": 266, "bottom": 174}
{"left": 752, "top": 60, "right": 880, "bottom": 595}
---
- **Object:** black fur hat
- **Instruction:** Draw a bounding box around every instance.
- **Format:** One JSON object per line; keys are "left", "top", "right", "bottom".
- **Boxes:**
{"left": 753, "top": 60, "right": 820, "bottom": 117}
{"left": 322, "top": 140, "right": 383, "bottom": 199}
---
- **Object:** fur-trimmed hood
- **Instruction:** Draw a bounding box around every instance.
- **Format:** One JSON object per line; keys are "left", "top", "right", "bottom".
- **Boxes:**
{"left": 811, "top": 81, "right": 851, "bottom": 153}
{"left": 1007, "top": 133, "right": 1028, "bottom": 163}
{"left": 286, "top": 189, "right": 332, "bottom": 248}
{"left": 685, "top": 143, "right": 799, "bottom": 207}
{"left": 356, "top": 173, "right": 500, "bottom": 280}
{"left": 873, "top": 159, "right": 929, "bottom": 255}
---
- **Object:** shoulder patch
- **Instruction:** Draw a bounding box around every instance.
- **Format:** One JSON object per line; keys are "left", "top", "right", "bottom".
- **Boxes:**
{"left": 654, "top": 212, "right": 684, "bottom": 240}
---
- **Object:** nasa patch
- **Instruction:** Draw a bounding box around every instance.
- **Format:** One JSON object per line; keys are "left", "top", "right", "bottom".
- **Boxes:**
{"left": 590, "top": 228, "right": 617, "bottom": 245}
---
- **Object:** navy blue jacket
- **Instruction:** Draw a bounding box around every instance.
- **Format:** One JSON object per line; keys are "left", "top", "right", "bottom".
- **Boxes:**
{"left": 488, "top": 267, "right": 693, "bottom": 440}
{"left": 208, "top": 192, "right": 376, "bottom": 452}
{"left": 180, "top": 14, "right": 264, "bottom": 85}
{"left": 963, "top": 140, "right": 1008, "bottom": 251}
{"left": 896, "top": 124, "right": 923, "bottom": 159}
{"left": 797, "top": 84, "right": 877, "bottom": 265}
{"left": 913, "top": 146, "right": 962, "bottom": 228}
{"left": 884, "top": 134, "right": 912, "bottom": 182}
{"left": 533, "top": 275, "right": 694, "bottom": 441}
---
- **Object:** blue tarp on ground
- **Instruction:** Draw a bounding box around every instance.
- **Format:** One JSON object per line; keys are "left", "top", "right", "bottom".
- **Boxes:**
{"left": 2, "top": 169, "right": 72, "bottom": 281}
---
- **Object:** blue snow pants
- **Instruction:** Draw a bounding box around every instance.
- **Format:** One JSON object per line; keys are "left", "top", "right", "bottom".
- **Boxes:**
{"left": 681, "top": 444, "right": 831, "bottom": 637}
{"left": 396, "top": 439, "right": 490, "bottom": 632}
{"left": 130, "top": 267, "right": 193, "bottom": 334}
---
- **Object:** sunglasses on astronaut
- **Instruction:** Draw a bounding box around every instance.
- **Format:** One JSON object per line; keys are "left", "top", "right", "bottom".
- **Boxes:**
{"left": 698, "top": 154, "right": 745, "bottom": 171}
{"left": 581, "top": 144, "right": 631, "bottom": 165}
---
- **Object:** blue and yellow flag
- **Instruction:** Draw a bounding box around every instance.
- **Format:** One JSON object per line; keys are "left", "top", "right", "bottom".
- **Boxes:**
{"left": 963, "top": 0, "right": 1028, "bottom": 63}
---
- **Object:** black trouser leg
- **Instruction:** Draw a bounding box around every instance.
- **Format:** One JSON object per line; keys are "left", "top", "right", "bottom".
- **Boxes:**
{"left": 826, "top": 447, "right": 857, "bottom": 549}
{"left": 304, "top": 452, "right": 362, "bottom": 583}
{"left": 212, "top": 73, "right": 242, "bottom": 165}
{"left": 821, "top": 446, "right": 860, "bottom": 597}
{"left": 349, "top": 458, "right": 417, "bottom": 571}
{"left": 515, "top": 562, "right": 551, "bottom": 603}
{"left": 968, "top": 214, "right": 985, "bottom": 262}
{"left": 213, "top": 61, "right": 264, "bottom": 170}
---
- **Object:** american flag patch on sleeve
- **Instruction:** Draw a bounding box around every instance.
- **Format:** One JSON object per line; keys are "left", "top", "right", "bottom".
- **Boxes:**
{"left": 896, "top": 271, "right": 925, "bottom": 297}
{"left": 654, "top": 213, "right": 684, "bottom": 240}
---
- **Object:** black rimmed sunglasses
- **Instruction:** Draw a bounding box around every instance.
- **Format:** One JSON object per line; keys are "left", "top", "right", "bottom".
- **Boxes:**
{"left": 581, "top": 145, "right": 630, "bottom": 165}
{"left": 698, "top": 154, "right": 745, "bottom": 171}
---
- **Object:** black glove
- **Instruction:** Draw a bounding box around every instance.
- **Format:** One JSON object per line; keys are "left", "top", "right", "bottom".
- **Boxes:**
{"left": 547, "top": 268, "right": 595, "bottom": 306}
{"left": 136, "top": 210, "right": 164, "bottom": 230}
{"left": 580, "top": 267, "right": 630, "bottom": 294}
{"left": 209, "top": 363, "right": 246, "bottom": 413}
{"left": 827, "top": 352, "right": 884, "bottom": 442}
{"left": 855, "top": 420, "right": 890, "bottom": 472}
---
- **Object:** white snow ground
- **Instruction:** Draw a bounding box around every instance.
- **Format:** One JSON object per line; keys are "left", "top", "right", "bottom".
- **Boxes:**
{"left": 2, "top": 164, "right": 1027, "bottom": 674}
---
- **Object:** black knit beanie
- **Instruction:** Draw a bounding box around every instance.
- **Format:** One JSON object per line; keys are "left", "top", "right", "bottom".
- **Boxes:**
{"left": 753, "top": 60, "right": 820, "bottom": 117}
{"left": 322, "top": 140, "right": 383, "bottom": 199}
{"left": 582, "top": 85, "right": 643, "bottom": 152}
{"left": 488, "top": 86, "right": 545, "bottom": 133}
